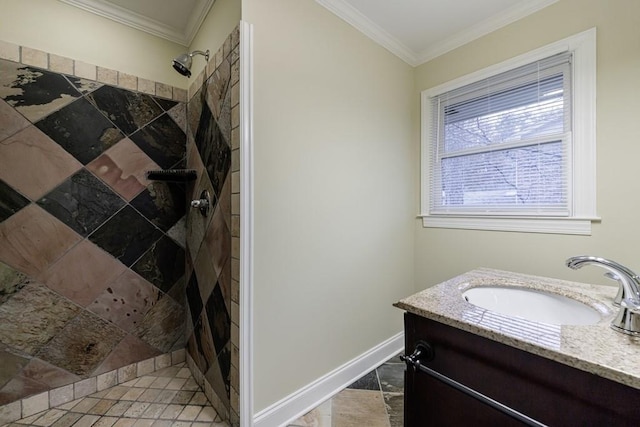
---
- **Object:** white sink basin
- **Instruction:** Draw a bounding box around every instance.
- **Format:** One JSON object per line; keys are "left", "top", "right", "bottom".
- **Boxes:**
{"left": 462, "top": 286, "right": 602, "bottom": 325}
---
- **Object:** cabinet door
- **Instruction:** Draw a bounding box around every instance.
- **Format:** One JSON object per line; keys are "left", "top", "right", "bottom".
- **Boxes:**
{"left": 405, "top": 364, "right": 526, "bottom": 427}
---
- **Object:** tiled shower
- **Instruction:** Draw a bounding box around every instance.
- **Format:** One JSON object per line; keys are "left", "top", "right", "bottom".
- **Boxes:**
{"left": 0, "top": 25, "right": 240, "bottom": 427}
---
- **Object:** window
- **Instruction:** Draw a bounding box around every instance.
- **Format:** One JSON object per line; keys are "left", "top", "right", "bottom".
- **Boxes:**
{"left": 421, "top": 29, "right": 597, "bottom": 235}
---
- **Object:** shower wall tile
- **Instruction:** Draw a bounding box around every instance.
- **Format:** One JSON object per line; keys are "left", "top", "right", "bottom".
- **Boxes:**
{"left": 37, "top": 169, "right": 126, "bottom": 237}
{"left": 168, "top": 102, "right": 187, "bottom": 133}
{"left": 86, "top": 138, "right": 160, "bottom": 202}
{"left": 0, "top": 59, "right": 80, "bottom": 122}
{"left": 0, "top": 40, "right": 19, "bottom": 62}
{"left": 0, "top": 98, "right": 29, "bottom": 141}
{"left": 0, "top": 179, "right": 29, "bottom": 223}
{"left": 88, "top": 269, "right": 160, "bottom": 332}
{"left": 0, "top": 45, "right": 188, "bottom": 408}
{"left": 49, "top": 54, "right": 74, "bottom": 75}
{"left": 130, "top": 182, "right": 186, "bottom": 232}
{"left": 0, "top": 125, "right": 83, "bottom": 200}
{"left": 133, "top": 295, "right": 186, "bottom": 353}
{"left": 203, "top": 207, "right": 230, "bottom": 279}
{"left": 193, "top": 243, "right": 217, "bottom": 305}
{"left": 186, "top": 273, "right": 204, "bottom": 329}
{"left": 87, "top": 85, "right": 163, "bottom": 135}
{"left": 0, "top": 204, "right": 82, "bottom": 278}
{"left": 0, "top": 261, "right": 28, "bottom": 305}
{"left": 205, "top": 284, "right": 230, "bottom": 356}
{"left": 35, "top": 97, "right": 125, "bottom": 164}
{"left": 129, "top": 113, "right": 186, "bottom": 169}
{"left": 0, "top": 282, "right": 81, "bottom": 355}
{"left": 20, "top": 47, "right": 47, "bottom": 69}
{"left": 36, "top": 311, "right": 127, "bottom": 376}
{"left": 38, "top": 239, "right": 128, "bottom": 307}
{"left": 131, "top": 235, "right": 185, "bottom": 293}
{"left": 88, "top": 205, "right": 163, "bottom": 267}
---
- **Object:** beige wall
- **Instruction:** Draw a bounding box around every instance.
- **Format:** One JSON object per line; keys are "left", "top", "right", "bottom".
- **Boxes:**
{"left": 242, "top": 0, "right": 416, "bottom": 412}
{"left": 414, "top": 0, "right": 640, "bottom": 289}
{"left": 188, "top": 0, "right": 240, "bottom": 79}
{"left": 0, "top": 0, "right": 187, "bottom": 88}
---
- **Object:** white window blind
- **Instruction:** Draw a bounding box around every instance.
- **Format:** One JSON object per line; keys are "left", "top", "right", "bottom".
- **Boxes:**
{"left": 428, "top": 52, "right": 573, "bottom": 217}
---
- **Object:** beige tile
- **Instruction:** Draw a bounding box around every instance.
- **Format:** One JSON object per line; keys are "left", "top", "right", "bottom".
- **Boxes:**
{"left": 74, "top": 61, "right": 96, "bottom": 80}
{"left": 0, "top": 126, "right": 82, "bottom": 200}
{"left": 103, "top": 386, "right": 129, "bottom": 401}
{"left": 49, "top": 54, "right": 74, "bottom": 75}
{"left": 155, "top": 83, "right": 173, "bottom": 100}
{"left": 0, "top": 205, "right": 82, "bottom": 278}
{"left": 118, "top": 73, "right": 137, "bottom": 91}
{"left": 0, "top": 401, "right": 22, "bottom": 425}
{"left": 71, "top": 397, "right": 100, "bottom": 413}
{"left": 0, "top": 40, "right": 20, "bottom": 62}
{"left": 75, "top": 378, "right": 98, "bottom": 399}
{"left": 137, "top": 359, "right": 155, "bottom": 377}
{"left": 176, "top": 405, "right": 201, "bottom": 421}
{"left": 120, "top": 388, "right": 146, "bottom": 402}
{"left": 104, "top": 401, "right": 133, "bottom": 417}
{"left": 154, "top": 354, "right": 172, "bottom": 371}
{"left": 149, "top": 377, "right": 172, "bottom": 389}
{"left": 93, "top": 416, "right": 119, "bottom": 427}
{"left": 195, "top": 406, "right": 217, "bottom": 422}
{"left": 87, "top": 399, "right": 117, "bottom": 416}
{"left": 97, "top": 67, "right": 118, "bottom": 85}
{"left": 158, "top": 404, "right": 183, "bottom": 420}
{"left": 137, "top": 78, "right": 155, "bottom": 95}
{"left": 50, "top": 412, "right": 83, "bottom": 427}
{"left": 74, "top": 414, "right": 101, "bottom": 427}
{"left": 39, "top": 240, "right": 127, "bottom": 307}
{"left": 50, "top": 384, "right": 75, "bottom": 407}
{"left": 118, "top": 364, "right": 138, "bottom": 384}
{"left": 138, "top": 389, "right": 162, "bottom": 403}
{"left": 172, "top": 88, "right": 187, "bottom": 103}
{"left": 165, "top": 378, "right": 187, "bottom": 391}
{"left": 112, "top": 418, "right": 136, "bottom": 427}
{"left": 0, "top": 98, "right": 30, "bottom": 141}
{"left": 141, "top": 403, "right": 167, "bottom": 419}
{"left": 22, "top": 392, "right": 49, "bottom": 418}
{"left": 135, "top": 377, "right": 157, "bottom": 388}
{"left": 21, "top": 47, "right": 48, "bottom": 69}
{"left": 132, "top": 419, "right": 154, "bottom": 427}
{"left": 331, "top": 389, "right": 390, "bottom": 427}
{"left": 97, "top": 371, "right": 118, "bottom": 392}
{"left": 123, "top": 402, "right": 150, "bottom": 418}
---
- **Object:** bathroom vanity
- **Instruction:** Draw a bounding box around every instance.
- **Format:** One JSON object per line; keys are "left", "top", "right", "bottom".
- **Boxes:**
{"left": 395, "top": 269, "right": 640, "bottom": 426}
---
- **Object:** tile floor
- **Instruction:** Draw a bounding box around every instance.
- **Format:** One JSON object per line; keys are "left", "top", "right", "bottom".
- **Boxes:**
{"left": 288, "top": 355, "right": 405, "bottom": 427}
{"left": 4, "top": 356, "right": 405, "bottom": 427}
{"left": 4, "top": 363, "right": 228, "bottom": 427}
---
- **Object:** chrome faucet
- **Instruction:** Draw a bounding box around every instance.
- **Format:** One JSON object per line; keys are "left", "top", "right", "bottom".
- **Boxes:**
{"left": 566, "top": 256, "right": 640, "bottom": 336}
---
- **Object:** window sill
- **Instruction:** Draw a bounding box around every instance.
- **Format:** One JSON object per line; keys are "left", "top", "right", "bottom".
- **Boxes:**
{"left": 420, "top": 215, "right": 600, "bottom": 235}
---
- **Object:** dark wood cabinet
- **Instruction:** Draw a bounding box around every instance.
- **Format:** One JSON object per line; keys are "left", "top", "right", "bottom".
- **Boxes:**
{"left": 403, "top": 312, "right": 640, "bottom": 426}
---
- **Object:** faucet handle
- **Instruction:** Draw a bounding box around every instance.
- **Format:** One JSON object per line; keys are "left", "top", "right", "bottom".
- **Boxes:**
{"left": 603, "top": 272, "right": 624, "bottom": 307}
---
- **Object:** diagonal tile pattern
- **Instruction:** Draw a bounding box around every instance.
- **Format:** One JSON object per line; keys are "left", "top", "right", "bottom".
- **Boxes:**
{"left": 5, "top": 362, "right": 228, "bottom": 427}
{"left": 0, "top": 52, "right": 189, "bottom": 409}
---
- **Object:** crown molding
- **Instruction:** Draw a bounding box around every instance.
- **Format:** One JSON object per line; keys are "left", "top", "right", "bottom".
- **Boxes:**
{"left": 316, "top": 0, "right": 559, "bottom": 67}
{"left": 59, "top": 0, "right": 215, "bottom": 46}
{"left": 415, "top": 0, "right": 560, "bottom": 64}
{"left": 315, "top": 0, "right": 420, "bottom": 66}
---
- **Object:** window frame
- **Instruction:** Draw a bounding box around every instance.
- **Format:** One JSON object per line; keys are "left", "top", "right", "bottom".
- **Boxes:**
{"left": 420, "top": 28, "right": 598, "bottom": 235}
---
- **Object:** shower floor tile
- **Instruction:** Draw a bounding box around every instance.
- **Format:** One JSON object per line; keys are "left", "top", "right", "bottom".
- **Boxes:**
{"left": 6, "top": 363, "right": 228, "bottom": 427}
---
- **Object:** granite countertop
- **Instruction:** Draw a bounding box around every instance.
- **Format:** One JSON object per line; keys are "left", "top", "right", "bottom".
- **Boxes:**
{"left": 394, "top": 268, "right": 640, "bottom": 390}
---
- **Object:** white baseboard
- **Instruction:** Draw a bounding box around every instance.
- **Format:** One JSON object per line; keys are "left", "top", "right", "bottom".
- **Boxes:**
{"left": 253, "top": 332, "right": 404, "bottom": 427}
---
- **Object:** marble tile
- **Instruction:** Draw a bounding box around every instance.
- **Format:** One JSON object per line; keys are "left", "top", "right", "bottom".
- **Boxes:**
{"left": 166, "top": 216, "right": 186, "bottom": 248}
{"left": 0, "top": 125, "right": 83, "bottom": 201}
{"left": 38, "top": 239, "right": 128, "bottom": 307}
{"left": 65, "top": 76, "right": 103, "bottom": 95}
{"left": 0, "top": 98, "right": 30, "bottom": 141}
{"left": 288, "top": 399, "right": 331, "bottom": 427}
{"left": 205, "top": 284, "right": 230, "bottom": 357}
{"left": 118, "top": 73, "right": 137, "bottom": 92}
{"left": 131, "top": 236, "right": 185, "bottom": 293}
{"left": 347, "top": 370, "right": 380, "bottom": 391}
{"left": 186, "top": 88, "right": 204, "bottom": 141}
{"left": 194, "top": 103, "right": 230, "bottom": 198}
{"left": 133, "top": 295, "right": 185, "bottom": 353}
{"left": 18, "top": 357, "right": 81, "bottom": 389}
{"left": 383, "top": 393, "right": 404, "bottom": 427}
{"left": 35, "top": 97, "right": 125, "bottom": 164}
{"left": 137, "top": 79, "right": 155, "bottom": 96}
{"left": 97, "top": 67, "right": 118, "bottom": 86}
{"left": 193, "top": 244, "right": 217, "bottom": 305}
{"left": 153, "top": 97, "right": 178, "bottom": 112}
{"left": 167, "top": 103, "right": 187, "bottom": 134}
{"left": 0, "top": 204, "right": 82, "bottom": 278}
{"left": 87, "top": 85, "right": 163, "bottom": 135}
{"left": 186, "top": 273, "right": 204, "bottom": 328}
{"left": 0, "top": 59, "right": 80, "bottom": 122}
{"left": 129, "top": 113, "right": 186, "bottom": 169}
{"left": 92, "top": 335, "right": 160, "bottom": 378}
{"left": 0, "top": 282, "right": 81, "bottom": 355}
{"left": 88, "top": 269, "right": 161, "bottom": 332}
{"left": 0, "top": 40, "right": 20, "bottom": 62}
{"left": 49, "top": 54, "right": 74, "bottom": 75}
{"left": 74, "top": 61, "right": 96, "bottom": 80}
{"left": 36, "top": 311, "right": 127, "bottom": 376}
{"left": 37, "top": 169, "right": 126, "bottom": 237}
{"left": 331, "top": 389, "right": 391, "bottom": 427}
{"left": 20, "top": 47, "right": 48, "bottom": 69}
{"left": 0, "top": 262, "right": 30, "bottom": 305}
{"left": 376, "top": 364, "right": 404, "bottom": 393}
{"left": 88, "top": 205, "right": 163, "bottom": 267}
{"left": 87, "top": 138, "right": 160, "bottom": 202}
{"left": 203, "top": 207, "right": 231, "bottom": 279}
{"left": 155, "top": 84, "right": 173, "bottom": 101}
{"left": 0, "top": 179, "right": 29, "bottom": 222}
{"left": 130, "top": 182, "right": 186, "bottom": 232}
{"left": 0, "top": 349, "right": 29, "bottom": 389}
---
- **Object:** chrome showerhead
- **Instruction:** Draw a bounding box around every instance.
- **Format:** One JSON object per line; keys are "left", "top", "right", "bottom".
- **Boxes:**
{"left": 172, "top": 49, "right": 210, "bottom": 77}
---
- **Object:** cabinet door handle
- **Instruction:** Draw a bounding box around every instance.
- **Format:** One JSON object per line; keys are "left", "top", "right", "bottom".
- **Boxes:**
{"left": 402, "top": 343, "right": 548, "bottom": 427}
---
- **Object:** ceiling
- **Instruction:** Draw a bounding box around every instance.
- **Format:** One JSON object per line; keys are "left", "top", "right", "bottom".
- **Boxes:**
{"left": 60, "top": 0, "right": 558, "bottom": 65}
